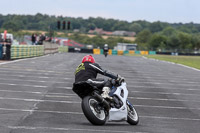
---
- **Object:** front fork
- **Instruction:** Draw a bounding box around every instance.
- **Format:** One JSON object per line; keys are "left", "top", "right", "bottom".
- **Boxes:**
{"left": 126, "top": 100, "right": 134, "bottom": 111}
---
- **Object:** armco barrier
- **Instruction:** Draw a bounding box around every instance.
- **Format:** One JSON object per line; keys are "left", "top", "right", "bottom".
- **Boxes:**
{"left": 11, "top": 45, "right": 44, "bottom": 59}
{"left": 123, "top": 50, "right": 129, "bottom": 55}
{"left": 117, "top": 50, "right": 124, "bottom": 55}
{"left": 0, "top": 44, "right": 2, "bottom": 59}
{"left": 112, "top": 50, "right": 118, "bottom": 55}
{"left": 100, "top": 49, "right": 103, "bottom": 54}
{"left": 149, "top": 51, "right": 156, "bottom": 55}
{"left": 93, "top": 49, "right": 101, "bottom": 54}
{"left": 135, "top": 51, "right": 141, "bottom": 54}
{"left": 92, "top": 49, "right": 156, "bottom": 56}
{"left": 108, "top": 49, "right": 112, "bottom": 55}
{"left": 140, "top": 51, "right": 149, "bottom": 55}
{"left": 129, "top": 50, "right": 135, "bottom": 55}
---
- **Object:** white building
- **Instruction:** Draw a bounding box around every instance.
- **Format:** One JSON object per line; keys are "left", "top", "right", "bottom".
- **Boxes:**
{"left": 114, "top": 43, "right": 137, "bottom": 51}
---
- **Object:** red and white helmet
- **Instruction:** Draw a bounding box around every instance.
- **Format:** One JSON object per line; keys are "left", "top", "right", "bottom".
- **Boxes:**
{"left": 82, "top": 55, "right": 95, "bottom": 63}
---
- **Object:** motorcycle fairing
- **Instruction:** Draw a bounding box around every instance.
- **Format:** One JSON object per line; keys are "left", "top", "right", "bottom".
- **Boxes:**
{"left": 109, "top": 82, "right": 128, "bottom": 121}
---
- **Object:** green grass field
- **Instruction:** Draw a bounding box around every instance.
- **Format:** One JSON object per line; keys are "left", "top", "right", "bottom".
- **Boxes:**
{"left": 144, "top": 55, "right": 200, "bottom": 70}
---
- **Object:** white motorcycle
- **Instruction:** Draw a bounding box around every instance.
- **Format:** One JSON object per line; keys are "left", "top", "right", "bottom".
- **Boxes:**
{"left": 73, "top": 80, "right": 139, "bottom": 125}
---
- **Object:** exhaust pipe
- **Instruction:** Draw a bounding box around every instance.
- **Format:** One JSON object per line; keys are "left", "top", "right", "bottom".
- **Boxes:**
{"left": 92, "top": 92, "right": 110, "bottom": 111}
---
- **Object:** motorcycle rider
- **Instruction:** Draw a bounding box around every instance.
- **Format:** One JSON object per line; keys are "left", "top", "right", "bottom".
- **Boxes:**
{"left": 103, "top": 44, "right": 109, "bottom": 56}
{"left": 74, "top": 55, "right": 124, "bottom": 99}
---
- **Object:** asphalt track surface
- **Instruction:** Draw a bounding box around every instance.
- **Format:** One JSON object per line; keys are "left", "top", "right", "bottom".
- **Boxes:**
{"left": 0, "top": 53, "right": 200, "bottom": 133}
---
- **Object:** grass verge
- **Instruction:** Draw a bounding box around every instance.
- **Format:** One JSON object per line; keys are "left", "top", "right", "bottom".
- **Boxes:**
{"left": 144, "top": 55, "right": 200, "bottom": 70}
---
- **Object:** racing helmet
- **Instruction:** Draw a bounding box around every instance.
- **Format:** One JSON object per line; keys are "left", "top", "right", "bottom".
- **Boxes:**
{"left": 82, "top": 55, "right": 95, "bottom": 63}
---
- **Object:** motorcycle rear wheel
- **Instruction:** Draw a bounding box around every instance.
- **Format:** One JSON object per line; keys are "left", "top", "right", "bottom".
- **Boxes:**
{"left": 82, "top": 96, "right": 107, "bottom": 125}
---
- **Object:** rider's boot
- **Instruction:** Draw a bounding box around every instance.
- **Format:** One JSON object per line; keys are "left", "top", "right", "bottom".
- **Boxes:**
{"left": 101, "top": 87, "right": 113, "bottom": 100}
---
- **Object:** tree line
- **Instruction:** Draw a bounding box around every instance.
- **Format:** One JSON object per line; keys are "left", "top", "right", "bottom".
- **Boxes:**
{"left": 0, "top": 13, "right": 200, "bottom": 51}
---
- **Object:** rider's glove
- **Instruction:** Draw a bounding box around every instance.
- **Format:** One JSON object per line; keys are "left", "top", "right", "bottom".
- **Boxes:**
{"left": 116, "top": 75, "right": 125, "bottom": 85}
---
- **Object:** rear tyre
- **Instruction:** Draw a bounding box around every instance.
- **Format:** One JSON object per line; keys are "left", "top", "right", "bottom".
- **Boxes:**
{"left": 82, "top": 96, "right": 107, "bottom": 125}
{"left": 127, "top": 102, "right": 139, "bottom": 125}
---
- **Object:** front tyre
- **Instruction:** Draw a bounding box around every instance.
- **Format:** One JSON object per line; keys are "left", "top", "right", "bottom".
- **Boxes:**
{"left": 82, "top": 96, "right": 107, "bottom": 125}
{"left": 127, "top": 101, "right": 139, "bottom": 125}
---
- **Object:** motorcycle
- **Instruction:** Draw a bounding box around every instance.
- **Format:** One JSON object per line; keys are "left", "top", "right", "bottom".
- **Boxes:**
{"left": 104, "top": 51, "right": 108, "bottom": 57}
{"left": 73, "top": 79, "right": 139, "bottom": 125}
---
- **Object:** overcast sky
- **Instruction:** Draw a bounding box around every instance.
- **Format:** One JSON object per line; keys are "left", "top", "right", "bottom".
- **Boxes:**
{"left": 1, "top": 0, "right": 199, "bottom": 23}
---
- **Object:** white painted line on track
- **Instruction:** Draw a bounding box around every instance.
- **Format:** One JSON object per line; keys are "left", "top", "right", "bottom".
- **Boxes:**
{"left": 0, "top": 55, "right": 52, "bottom": 67}
{"left": 0, "top": 78, "right": 69, "bottom": 84}
{"left": 134, "top": 104, "right": 200, "bottom": 110}
{"left": 56, "top": 87, "right": 72, "bottom": 89}
{"left": 130, "top": 90, "right": 200, "bottom": 97}
{"left": 0, "top": 67, "right": 71, "bottom": 74}
{"left": 127, "top": 79, "right": 200, "bottom": 85}
{"left": 44, "top": 95, "right": 75, "bottom": 98}
{"left": 0, "top": 66, "right": 67, "bottom": 76}
{"left": 0, "top": 89, "right": 76, "bottom": 96}
{"left": 0, "top": 73, "right": 72, "bottom": 82}
{"left": 0, "top": 73, "right": 51, "bottom": 79}
{"left": 0, "top": 97, "right": 200, "bottom": 111}
{"left": 140, "top": 115, "right": 200, "bottom": 121}
{"left": 0, "top": 89, "right": 199, "bottom": 103}
{"left": 129, "top": 76, "right": 200, "bottom": 83}
{"left": 0, "top": 107, "right": 82, "bottom": 114}
{"left": 0, "top": 97, "right": 80, "bottom": 104}
{"left": 0, "top": 82, "right": 47, "bottom": 88}
{"left": 7, "top": 126, "right": 144, "bottom": 133}
{"left": 128, "top": 97, "right": 200, "bottom": 103}
{"left": 129, "top": 85, "right": 200, "bottom": 91}
{"left": 0, "top": 89, "right": 44, "bottom": 94}
{"left": 130, "top": 82, "right": 200, "bottom": 87}
{"left": 0, "top": 107, "right": 200, "bottom": 122}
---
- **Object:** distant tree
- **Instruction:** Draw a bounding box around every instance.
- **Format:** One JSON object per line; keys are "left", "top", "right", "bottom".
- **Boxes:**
{"left": 129, "top": 23, "right": 142, "bottom": 33}
{"left": 149, "top": 34, "right": 167, "bottom": 50}
{"left": 191, "top": 35, "right": 200, "bottom": 49}
{"left": 161, "top": 26, "right": 177, "bottom": 36}
{"left": 135, "top": 29, "right": 152, "bottom": 50}
{"left": 177, "top": 32, "right": 192, "bottom": 49}
{"left": 2, "top": 21, "right": 20, "bottom": 31}
{"left": 149, "top": 21, "right": 169, "bottom": 33}
{"left": 135, "top": 29, "right": 152, "bottom": 44}
{"left": 167, "top": 35, "right": 181, "bottom": 49}
{"left": 87, "top": 23, "right": 96, "bottom": 30}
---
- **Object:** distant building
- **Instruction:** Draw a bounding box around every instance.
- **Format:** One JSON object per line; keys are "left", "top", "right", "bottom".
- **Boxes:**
{"left": 112, "top": 31, "right": 136, "bottom": 37}
{"left": 88, "top": 28, "right": 104, "bottom": 34}
{"left": 115, "top": 43, "right": 137, "bottom": 51}
{"left": 73, "top": 29, "right": 80, "bottom": 33}
{"left": 102, "top": 31, "right": 113, "bottom": 35}
{"left": 88, "top": 28, "right": 136, "bottom": 37}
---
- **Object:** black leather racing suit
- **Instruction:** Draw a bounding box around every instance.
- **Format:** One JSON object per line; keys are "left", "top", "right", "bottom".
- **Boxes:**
{"left": 74, "top": 61, "right": 118, "bottom": 89}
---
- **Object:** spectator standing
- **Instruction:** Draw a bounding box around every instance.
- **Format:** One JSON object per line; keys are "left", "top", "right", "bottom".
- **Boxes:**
{"left": 31, "top": 34, "right": 36, "bottom": 45}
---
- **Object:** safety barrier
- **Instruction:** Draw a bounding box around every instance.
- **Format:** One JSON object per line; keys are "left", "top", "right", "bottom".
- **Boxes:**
{"left": 149, "top": 51, "right": 156, "bottom": 55}
{"left": 43, "top": 42, "right": 59, "bottom": 54}
{"left": 112, "top": 50, "right": 118, "bottom": 55}
{"left": 92, "top": 49, "right": 156, "bottom": 56}
{"left": 0, "top": 44, "right": 2, "bottom": 59}
{"left": 58, "top": 46, "right": 68, "bottom": 53}
{"left": 123, "top": 50, "right": 129, "bottom": 55}
{"left": 129, "top": 50, "right": 135, "bottom": 55}
{"left": 135, "top": 51, "right": 141, "bottom": 54}
{"left": 140, "top": 51, "right": 149, "bottom": 55}
{"left": 11, "top": 45, "right": 44, "bottom": 59}
{"left": 117, "top": 50, "right": 124, "bottom": 55}
{"left": 93, "top": 49, "right": 101, "bottom": 54}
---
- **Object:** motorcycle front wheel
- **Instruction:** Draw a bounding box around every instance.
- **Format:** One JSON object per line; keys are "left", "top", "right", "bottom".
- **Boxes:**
{"left": 127, "top": 101, "right": 139, "bottom": 125}
{"left": 82, "top": 96, "right": 107, "bottom": 125}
